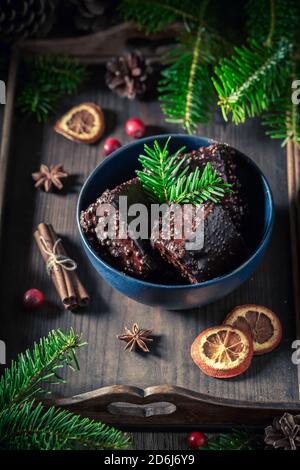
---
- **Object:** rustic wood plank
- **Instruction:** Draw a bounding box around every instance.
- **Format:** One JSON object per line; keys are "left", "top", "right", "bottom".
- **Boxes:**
{"left": 0, "top": 63, "right": 299, "bottom": 428}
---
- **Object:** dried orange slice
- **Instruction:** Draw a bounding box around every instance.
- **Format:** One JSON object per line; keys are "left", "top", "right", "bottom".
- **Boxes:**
{"left": 224, "top": 305, "right": 282, "bottom": 355}
{"left": 54, "top": 103, "right": 105, "bottom": 144}
{"left": 191, "top": 325, "right": 253, "bottom": 379}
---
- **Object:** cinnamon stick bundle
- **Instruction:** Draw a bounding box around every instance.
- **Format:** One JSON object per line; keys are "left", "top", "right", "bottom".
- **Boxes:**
{"left": 34, "top": 223, "right": 89, "bottom": 310}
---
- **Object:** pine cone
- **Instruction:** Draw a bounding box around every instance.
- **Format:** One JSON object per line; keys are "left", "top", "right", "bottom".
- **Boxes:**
{"left": 70, "top": 0, "right": 119, "bottom": 32}
{"left": 265, "top": 413, "right": 300, "bottom": 450}
{"left": 0, "top": 0, "right": 57, "bottom": 44}
{"left": 106, "top": 51, "right": 152, "bottom": 100}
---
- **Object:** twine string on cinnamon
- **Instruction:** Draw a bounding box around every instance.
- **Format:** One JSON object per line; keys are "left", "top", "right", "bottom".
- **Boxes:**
{"left": 34, "top": 223, "right": 89, "bottom": 310}
{"left": 39, "top": 236, "right": 77, "bottom": 275}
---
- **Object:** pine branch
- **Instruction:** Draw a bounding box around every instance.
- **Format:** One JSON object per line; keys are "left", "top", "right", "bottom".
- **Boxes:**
{"left": 246, "top": 0, "right": 300, "bottom": 46}
{"left": 17, "top": 83, "right": 57, "bottom": 123}
{"left": 121, "top": 0, "right": 299, "bottom": 143}
{"left": 263, "top": 94, "right": 300, "bottom": 147}
{"left": 136, "top": 138, "right": 232, "bottom": 204}
{"left": 0, "top": 329, "right": 129, "bottom": 450}
{"left": 31, "top": 56, "right": 87, "bottom": 96}
{"left": 0, "top": 401, "right": 130, "bottom": 450}
{"left": 201, "top": 429, "right": 263, "bottom": 451}
{"left": 120, "top": 0, "right": 198, "bottom": 34}
{"left": 213, "top": 39, "right": 292, "bottom": 124}
{"left": 0, "top": 328, "right": 86, "bottom": 411}
{"left": 122, "top": 0, "right": 224, "bottom": 133}
{"left": 159, "top": 27, "right": 216, "bottom": 133}
{"left": 17, "top": 56, "right": 87, "bottom": 122}
{"left": 214, "top": 0, "right": 300, "bottom": 145}
{"left": 158, "top": 0, "right": 219, "bottom": 134}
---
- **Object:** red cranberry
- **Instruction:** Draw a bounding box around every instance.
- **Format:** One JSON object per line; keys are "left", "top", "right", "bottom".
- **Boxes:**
{"left": 125, "top": 118, "right": 145, "bottom": 138}
{"left": 103, "top": 137, "right": 122, "bottom": 156}
{"left": 23, "top": 288, "right": 44, "bottom": 310}
{"left": 187, "top": 431, "right": 208, "bottom": 450}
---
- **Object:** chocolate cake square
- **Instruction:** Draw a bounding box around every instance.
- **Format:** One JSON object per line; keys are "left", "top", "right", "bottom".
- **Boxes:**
{"left": 179, "top": 143, "right": 247, "bottom": 229}
{"left": 80, "top": 177, "right": 156, "bottom": 278}
{"left": 151, "top": 203, "right": 247, "bottom": 284}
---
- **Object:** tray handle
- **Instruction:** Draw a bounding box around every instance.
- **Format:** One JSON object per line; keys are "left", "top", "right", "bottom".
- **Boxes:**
{"left": 107, "top": 401, "right": 176, "bottom": 418}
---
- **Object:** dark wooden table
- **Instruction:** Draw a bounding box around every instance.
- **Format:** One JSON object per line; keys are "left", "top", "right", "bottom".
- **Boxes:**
{"left": 0, "top": 64, "right": 298, "bottom": 448}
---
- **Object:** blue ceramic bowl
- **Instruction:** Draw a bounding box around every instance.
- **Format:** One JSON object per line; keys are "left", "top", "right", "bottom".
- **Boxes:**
{"left": 77, "top": 135, "right": 274, "bottom": 310}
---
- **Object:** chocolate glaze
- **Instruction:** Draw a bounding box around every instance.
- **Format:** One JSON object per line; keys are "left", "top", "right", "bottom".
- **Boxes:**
{"left": 178, "top": 143, "right": 247, "bottom": 229}
{"left": 80, "top": 178, "right": 156, "bottom": 278}
{"left": 151, "top": 203, "right": 247, "bottom": 284}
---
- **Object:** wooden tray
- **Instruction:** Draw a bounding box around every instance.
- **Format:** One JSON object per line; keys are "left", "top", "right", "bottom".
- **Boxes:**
{"left": 1, "top": 29, "right": 300, "bottom": 429}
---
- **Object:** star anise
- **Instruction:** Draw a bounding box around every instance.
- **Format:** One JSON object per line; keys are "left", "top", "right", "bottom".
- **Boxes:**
{"left": 117, "top": 323, "right": 153, "bottom": 352}
{"left": 32, "top": 164, "right": 68, "bottom": 192}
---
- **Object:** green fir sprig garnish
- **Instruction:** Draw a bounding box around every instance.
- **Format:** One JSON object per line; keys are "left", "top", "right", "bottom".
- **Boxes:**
{"left": 168, "top": 163, "right": 232, "bottom": 204}
{"left": 17, "top": 56, "right": 87, "bottom": 122}
{"left": 0, "top": 328, "right": 129, "bottom": 450}
{"left": 136, "top": 137, "right": 232, "bottom": 205}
